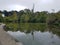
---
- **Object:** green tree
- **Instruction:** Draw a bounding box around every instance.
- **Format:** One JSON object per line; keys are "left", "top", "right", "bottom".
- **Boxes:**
{"left": 0, "top": 13, "right": 4, "bottom": 22}
{"left": 11, "top": 11, "right": 18, "bottom": 23}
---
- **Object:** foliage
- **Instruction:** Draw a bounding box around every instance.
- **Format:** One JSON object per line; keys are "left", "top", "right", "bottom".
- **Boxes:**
{"left": 0, "top": 9, "right": 60, "bottom": 35}
{"left": 5, "top": 23, "right": 18, "bottom": 31}
{"left": 0, "top": 13, "right": 4, "bottom": 22}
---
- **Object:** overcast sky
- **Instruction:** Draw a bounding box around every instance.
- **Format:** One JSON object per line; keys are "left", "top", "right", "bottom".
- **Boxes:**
{"left": 0, "top": 0, "right": 60, "bottom": 12}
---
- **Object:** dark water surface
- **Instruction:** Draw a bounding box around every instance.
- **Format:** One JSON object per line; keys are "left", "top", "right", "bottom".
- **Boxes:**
{"left": 7, "top": 31, "right": 60, "bottom": 45}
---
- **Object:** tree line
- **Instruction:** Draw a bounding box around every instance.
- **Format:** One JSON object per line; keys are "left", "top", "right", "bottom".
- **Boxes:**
{"left": 0, "top": 9, "right": 60, "bottom": 23}
{"left": 0, "top": 9, "right": 60, "bottom": 30}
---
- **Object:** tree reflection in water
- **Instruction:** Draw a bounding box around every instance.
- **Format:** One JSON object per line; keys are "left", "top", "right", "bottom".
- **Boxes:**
{"left": 4, "top": 23, "right": 60, "bottom": 37}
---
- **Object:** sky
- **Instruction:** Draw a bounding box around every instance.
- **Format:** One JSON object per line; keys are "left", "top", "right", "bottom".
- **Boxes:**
{"left": 0, "top": 0, "right": 60, "bottom": 12}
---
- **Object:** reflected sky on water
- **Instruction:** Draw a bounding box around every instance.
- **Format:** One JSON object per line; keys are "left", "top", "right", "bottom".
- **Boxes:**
{"left": 7, "top": 31, "right": 60, "bottom": 45}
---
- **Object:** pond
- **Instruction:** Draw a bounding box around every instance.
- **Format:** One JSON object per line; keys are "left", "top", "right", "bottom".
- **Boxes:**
{"left": 7, "top": 31, "right": 60, "bottom": 45}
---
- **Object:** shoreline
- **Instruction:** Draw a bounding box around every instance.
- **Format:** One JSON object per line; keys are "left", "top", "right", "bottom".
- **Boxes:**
{"left": 0, "top": 23, "right": 23, "bottom": 45}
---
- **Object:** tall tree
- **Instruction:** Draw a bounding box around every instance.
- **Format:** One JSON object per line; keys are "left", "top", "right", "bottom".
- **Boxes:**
{"left": 0, "top": 13, "right": 3, "bottom": 22}
{"left": 11, "top": 11, "right": 18, "bottom": 23}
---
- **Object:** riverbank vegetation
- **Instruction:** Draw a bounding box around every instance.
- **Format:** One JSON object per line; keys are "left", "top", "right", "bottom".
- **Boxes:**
{"left": 0, "top": 9, "right": 60, "bottom": 36}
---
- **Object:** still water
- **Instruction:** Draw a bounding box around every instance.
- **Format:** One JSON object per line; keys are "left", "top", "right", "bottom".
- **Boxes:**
{"left": 7, "top": 31, "right": 60, "bottom": 45}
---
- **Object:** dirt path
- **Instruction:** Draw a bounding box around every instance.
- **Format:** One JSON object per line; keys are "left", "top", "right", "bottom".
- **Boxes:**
{"left": 0, "top": 23, "right": 22, "bottom": 45}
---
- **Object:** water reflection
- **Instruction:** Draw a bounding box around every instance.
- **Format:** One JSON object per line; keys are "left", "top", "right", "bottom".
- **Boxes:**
{"left": 5, "top": 23, "right": 60, "bottom": 37}
{"left": 7, "top": 31, "right": 60, "bottom": 45}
